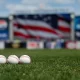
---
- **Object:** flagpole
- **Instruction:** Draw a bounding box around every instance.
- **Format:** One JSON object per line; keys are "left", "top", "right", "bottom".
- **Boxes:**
{"left": 9, "top": 15, "right": 14, "bottom": 41}
{"left": 71, "top": 13, "right": 75, "bottom": 41}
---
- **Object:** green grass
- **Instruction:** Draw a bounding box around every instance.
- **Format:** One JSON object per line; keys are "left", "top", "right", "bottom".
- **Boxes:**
{"left": 0, "top": 49, "right": 80, "bottom": 80}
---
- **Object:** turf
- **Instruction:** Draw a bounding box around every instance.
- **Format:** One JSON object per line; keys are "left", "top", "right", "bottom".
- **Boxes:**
{"left": 0, "top": 49, "right": 80, "bottom": 80}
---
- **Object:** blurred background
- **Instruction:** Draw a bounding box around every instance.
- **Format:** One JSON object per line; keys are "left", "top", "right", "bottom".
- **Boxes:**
{"left": 0, "top": 0, "right": 80, "bottom": 50}
{"left": 0, "top": 1, "right": 80, "bottom": 80}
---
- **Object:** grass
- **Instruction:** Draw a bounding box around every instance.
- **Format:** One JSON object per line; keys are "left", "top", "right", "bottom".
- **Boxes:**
{"left": 0, "top": 49, "right": 80, "bottom": 80}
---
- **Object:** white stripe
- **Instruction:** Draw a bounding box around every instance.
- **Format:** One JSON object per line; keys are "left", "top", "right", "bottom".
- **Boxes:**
{"left": 54, "top": 29, "right": 64, "bottom": 37}
{"left": 14, "top": 26, "right": 28, "bottom": 35}
{"left": 58, "top": 20, "right": 70, "bottom": 28}
{"left": 61, "top": 31, "right": 70, "bottom": 37}
{"left": 13, "top": 19, "right": 52, "bottom": 29}
{"left": 58, "top": 20, "right": 70, "bottom": 37}
{"left": 26, "top": 30, "right": 60, "bottom": 38}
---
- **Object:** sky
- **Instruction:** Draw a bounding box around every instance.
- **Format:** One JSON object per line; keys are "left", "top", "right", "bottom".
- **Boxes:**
{"left": 0, "top": 0, "right": 80, "bottom": 17}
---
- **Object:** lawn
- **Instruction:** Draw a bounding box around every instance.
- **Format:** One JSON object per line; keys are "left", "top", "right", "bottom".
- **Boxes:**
{"left": 0, "top": 49, "right": 80, "bottom": 80}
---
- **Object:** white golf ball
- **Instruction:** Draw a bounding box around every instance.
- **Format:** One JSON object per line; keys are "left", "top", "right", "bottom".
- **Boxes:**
{"left": 20, "top": 55, "right": 31, "bottom": 64}
{"left": 7, "top": 55, "right": 19, "bottom": 64}
{"left": 0, "top": 55, "right": 6, "bottom": 64}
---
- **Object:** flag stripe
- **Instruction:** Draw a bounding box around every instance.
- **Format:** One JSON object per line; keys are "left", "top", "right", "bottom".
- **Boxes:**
{"left": 14, "top": 32, "right": 33, "bottom": 39}
{"left": 58, "top": 26, "right": 71, "bottom": 32}
{"left": 14, "top": 32, "right": 59, "bottom": 39}
{"left": 58, "top": 20, "right": 70, "bottom": 28}
{"left": 14, "top": 26, "right": 28, "bottom": 35}
{"left": 58, "top": 20, "right": 71, "bottom": 32}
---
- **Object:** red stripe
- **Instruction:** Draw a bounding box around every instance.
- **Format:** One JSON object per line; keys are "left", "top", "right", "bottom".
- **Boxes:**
{"left": 13, "top": 23, "right": 61, "bottom": 36}
{"left": 14, "top": 32, "right": 47, "bottom": 39}
{"left": 14, "top": 32, "right": 32, "bottom": 39}
{"left": 59, "top": 26, "right": 71, "bottom": 32}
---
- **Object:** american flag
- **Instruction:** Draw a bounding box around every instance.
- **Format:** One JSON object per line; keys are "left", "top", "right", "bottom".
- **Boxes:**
{"left": 12, "top": 14, "right": 71, "bottom": 40}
